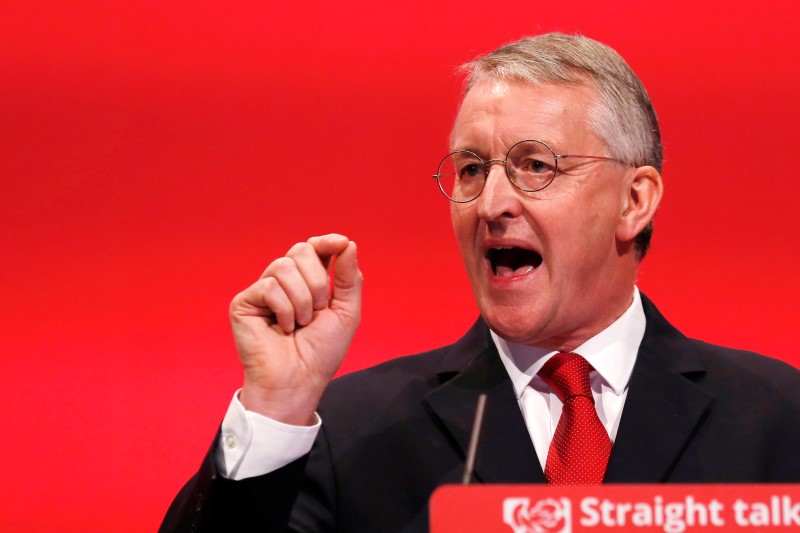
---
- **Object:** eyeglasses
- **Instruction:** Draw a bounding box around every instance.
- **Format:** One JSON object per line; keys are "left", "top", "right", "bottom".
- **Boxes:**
{"left": 433, "top": 139, "right": 622, "bottom": 203}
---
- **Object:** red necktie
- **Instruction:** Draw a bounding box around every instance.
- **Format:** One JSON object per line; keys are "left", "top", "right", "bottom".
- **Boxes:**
{"left": 539, "top": 352, "right": 611, "bottom": 485}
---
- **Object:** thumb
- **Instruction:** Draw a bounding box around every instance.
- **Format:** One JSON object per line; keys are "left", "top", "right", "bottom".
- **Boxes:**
{"left": 332, "top": 240, "right": 362, "bottom": 308}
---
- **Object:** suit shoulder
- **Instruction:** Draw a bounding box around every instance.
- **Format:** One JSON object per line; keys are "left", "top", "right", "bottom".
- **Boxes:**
{"left": 641, "top": 294, "right": 798, "bottom": 385}
{"left": 326, "top": 344, "right": 453, "bottom": 397}
{"left": 686, "top": 337, "right": 798, "bottom": 375}
{"left": 683, "top": 337, "right": 800, "bottom": 402}
{"left": 324, "top": 318, "right": 489, "bottom": 400}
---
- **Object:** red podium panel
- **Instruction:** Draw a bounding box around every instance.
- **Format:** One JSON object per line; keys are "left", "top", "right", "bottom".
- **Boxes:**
{"left": 430, "top": 484, "right": 800, "bottom": 532}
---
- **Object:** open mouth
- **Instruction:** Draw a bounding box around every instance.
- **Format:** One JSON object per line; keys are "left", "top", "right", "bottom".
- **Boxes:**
{"left": 487, "top": 247, "right": 543, "bottom": 277}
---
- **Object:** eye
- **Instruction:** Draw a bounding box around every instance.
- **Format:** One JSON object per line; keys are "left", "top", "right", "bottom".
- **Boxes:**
{"left": 459, "top": 163, "right": 484, "bottom": 179}
{"left": 519, "top": 157, "right": 555, "bottom": 174}
{"left": 450, "top": 153, "right": 484, "bottom": 182}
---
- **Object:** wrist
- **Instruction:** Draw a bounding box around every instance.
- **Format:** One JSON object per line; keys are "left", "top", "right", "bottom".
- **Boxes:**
{"left": 239, "top": 384, "right": 320, "bottom": 426}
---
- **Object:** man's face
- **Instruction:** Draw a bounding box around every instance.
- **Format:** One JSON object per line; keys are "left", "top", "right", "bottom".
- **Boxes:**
{"left": 450, "top": 79, "right": 637, "bottom": 350}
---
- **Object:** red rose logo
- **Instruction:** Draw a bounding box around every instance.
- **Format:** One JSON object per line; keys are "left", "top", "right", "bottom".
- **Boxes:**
{"left": 503, "top": 497, "right": 571, "bottom": 533}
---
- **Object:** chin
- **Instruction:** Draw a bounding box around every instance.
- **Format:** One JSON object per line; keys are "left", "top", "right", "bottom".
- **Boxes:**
{"left": 479, "top": 303, "right": 548, "bottom": 345}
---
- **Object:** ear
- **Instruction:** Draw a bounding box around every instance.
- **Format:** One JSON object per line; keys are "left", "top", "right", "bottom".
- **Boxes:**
{"left": 616, "top": 165, "right": 663, "bottom": 243}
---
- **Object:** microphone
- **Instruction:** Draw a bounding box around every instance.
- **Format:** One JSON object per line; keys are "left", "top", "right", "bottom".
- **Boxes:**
{"left": 461, "top": 393, "right": 487, "bottom": 485}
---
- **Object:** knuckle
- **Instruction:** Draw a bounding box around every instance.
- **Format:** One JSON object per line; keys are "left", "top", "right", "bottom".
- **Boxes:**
{"left": 229, "top": 292, "right": 245, "bottom": 313}
{"left": 255, "top": 276, "right": 279, "bottom": 291}
{"left": 287, "top": 241, "right": 314, "bottom": 257}
{"left": 269, "top": 256, "right": 296, "bottom": 274}
{"left": 230, "top": 289, "right": 246, "bottom": 303}
{"left": 246, "top": 278, "right": 281, "bottom": 307}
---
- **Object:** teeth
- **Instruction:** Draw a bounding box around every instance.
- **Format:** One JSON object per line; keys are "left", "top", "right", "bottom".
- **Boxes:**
{"left": 495, "top": 264, "right": 534, "bottom": 277}
{"left": 487, "top": 246, "right": 543, "bottom": 277}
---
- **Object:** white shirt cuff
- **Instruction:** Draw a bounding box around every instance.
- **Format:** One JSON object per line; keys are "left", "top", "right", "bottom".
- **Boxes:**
{"left": 215, "top": 389, "right": 321, "bottom": 480}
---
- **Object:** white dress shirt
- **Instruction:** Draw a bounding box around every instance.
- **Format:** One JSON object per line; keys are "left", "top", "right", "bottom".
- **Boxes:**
{"left": 493, "top": 288, "right": 645, "bottom": 470}
{"left": 217, "top": 394, "right": 320, "bottom": 479}
{"left": 217, "top": 288, "right": 645, "bottom": 480}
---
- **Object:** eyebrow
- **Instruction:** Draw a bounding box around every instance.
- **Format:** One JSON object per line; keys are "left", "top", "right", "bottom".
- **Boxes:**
{"left": 450, "top": 145, "right": 485, "bottom": 155}
{"left": 451, "top": 138, "right": 566, "bottom": 156}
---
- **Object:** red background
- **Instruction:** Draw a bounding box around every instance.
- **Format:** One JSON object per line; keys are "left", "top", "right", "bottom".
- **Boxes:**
{"left": 1, "top": 1, "right": 798, "bottom": 531}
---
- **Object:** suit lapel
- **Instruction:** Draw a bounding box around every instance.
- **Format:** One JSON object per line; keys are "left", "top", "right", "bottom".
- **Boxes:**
{"left": 426, "top": 296, "right": 713, "bottom": 485}
{"left": 605, "top": 296, "right": 713, "bottom": 482}
{"left": 424, "top": 330, "right": 545, "bottom": 484}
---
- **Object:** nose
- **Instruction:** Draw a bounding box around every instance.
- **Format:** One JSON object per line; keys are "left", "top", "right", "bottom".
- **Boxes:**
{"left": 476, "top": 161, "right": 523, "bottom": 220}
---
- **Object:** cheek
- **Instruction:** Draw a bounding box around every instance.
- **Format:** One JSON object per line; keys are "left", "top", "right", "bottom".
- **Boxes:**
{"left": 449, "top": 204, "right": 461, "bottom": 232}
{"left": 450, "top": 206, "right": 476, "bottom": 246}
{"left": 585, "top": 194, "right": 624, "bottom": 241}
{"left": 539, "top": 200, "right": 619, "bottom": 263}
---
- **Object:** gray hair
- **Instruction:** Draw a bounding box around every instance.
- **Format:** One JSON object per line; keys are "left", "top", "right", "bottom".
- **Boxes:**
{"left": 459, "top": 33, "right": 661, "bottom": 259}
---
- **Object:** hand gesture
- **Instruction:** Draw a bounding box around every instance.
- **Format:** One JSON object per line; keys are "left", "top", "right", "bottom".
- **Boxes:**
{"left": 229, "top": 234, "right": 362, "bottom": 425}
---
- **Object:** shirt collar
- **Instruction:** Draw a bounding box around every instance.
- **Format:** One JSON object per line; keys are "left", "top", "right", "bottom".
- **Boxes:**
{"left": 492, "top": 288, "right": 646, "bottom": 400}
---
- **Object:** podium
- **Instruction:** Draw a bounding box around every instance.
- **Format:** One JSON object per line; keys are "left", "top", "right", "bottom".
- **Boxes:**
{"left": 430, "top": 484, "right": 800, "bottom": 532}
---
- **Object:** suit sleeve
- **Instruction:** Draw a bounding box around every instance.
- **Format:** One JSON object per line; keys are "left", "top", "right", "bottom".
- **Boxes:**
{"left": 158, "top": 433, "right": 311, "bottom": 533}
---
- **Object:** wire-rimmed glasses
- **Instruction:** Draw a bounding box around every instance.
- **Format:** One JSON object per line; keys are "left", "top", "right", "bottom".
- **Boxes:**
{"left": 433, "top": 139, "right": 621, "bottom": 203}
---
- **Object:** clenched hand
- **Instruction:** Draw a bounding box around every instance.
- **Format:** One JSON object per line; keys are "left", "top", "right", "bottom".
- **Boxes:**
{"left": 229, "top": 234, "right": 362, "bottom": 425}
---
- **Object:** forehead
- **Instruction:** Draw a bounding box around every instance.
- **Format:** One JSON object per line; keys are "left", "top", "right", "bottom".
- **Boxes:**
{"left": 451, "top": 78, "right": 601, "bottom": 152}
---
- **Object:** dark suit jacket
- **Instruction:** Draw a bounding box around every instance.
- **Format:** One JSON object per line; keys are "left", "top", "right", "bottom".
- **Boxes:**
{"left": 161, "top": 295, "right": 800, "bottom": 532}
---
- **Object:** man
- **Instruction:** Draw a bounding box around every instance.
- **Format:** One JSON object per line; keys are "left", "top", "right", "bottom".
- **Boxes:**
{"left": 161, "top": 33, "right": 800, "bottom": 532}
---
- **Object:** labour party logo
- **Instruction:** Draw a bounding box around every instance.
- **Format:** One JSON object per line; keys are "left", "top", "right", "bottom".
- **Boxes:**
{"left": 503, "top": 497, "right": 572, "bottom": 533}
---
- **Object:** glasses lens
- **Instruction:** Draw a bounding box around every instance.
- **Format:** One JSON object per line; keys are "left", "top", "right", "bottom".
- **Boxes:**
{"left": 507, "top": 140, "right": 557, "bottom": 192}
{"left": 436, "top": 151, "right": 485, "bottom": 202}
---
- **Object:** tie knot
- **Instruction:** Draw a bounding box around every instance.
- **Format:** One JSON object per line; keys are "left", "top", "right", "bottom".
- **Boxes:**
{"left": 539, "top": 352, "right": 593, "bottom": 402}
